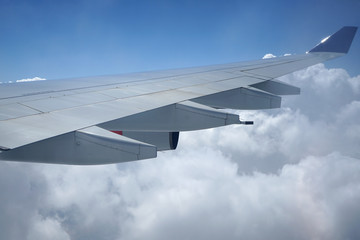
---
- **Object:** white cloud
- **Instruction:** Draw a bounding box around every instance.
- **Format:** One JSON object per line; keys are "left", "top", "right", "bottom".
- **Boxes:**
{"left": 347, "top": 75, "right": 360, "bottom": 94}
{"left": 27, "top": 215, "right": 70, "bottom": 240}
{"left": 0, "top": 64, "right": 359, "bottom": 240}
{"left": 120, "top": 151, "right": 360, "bottom": 240}
{"left": 262, "top": 53, "right": 276, "bottom": 59}
{"left": 16, "top": 77, "right": 46, "bottom": 83}
{"left": 2, "top": 150, "right": 358, "bottom": 240}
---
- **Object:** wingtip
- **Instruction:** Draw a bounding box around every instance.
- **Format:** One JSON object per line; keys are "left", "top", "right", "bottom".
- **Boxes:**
{"left": 309, "top": 26, "right": 358, "bottom": 54}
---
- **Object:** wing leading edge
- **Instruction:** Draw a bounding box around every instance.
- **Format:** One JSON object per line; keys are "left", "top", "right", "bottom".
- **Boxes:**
{"left": 0, "top": 26, "right": 357, "bottom": 164}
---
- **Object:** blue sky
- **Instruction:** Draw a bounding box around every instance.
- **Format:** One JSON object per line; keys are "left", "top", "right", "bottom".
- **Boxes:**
{"left": 0, "top": 0, "right": 359, "bottom": 82}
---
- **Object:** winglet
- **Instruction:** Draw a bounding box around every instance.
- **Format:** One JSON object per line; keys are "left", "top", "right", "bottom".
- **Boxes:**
{"left": 309, "top": 26, "right": 357, "bottom": 53}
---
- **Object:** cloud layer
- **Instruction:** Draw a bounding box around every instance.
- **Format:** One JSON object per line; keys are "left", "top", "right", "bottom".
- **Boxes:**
{"left": 0, "top": 64, "right": 359, "bottom": 240}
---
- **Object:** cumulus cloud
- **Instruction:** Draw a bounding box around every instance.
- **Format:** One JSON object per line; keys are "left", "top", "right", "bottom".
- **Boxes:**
{"left": 122, "top": 151, "right": 360, "bottom": 240}
{"left": 262, "top": 53, "right": 277, "bottom": 59}
{"left": 0, "top": 64, "right": 359, "bottom": 240}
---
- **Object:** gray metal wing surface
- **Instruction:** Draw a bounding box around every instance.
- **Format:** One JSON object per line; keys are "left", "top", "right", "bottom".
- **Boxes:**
{"left": 0, "top": 26, "right": 357, "bottom": 164}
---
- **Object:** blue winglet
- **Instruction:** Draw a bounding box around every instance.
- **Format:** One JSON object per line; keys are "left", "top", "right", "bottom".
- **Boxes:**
{"left": 309, "top": 26, "right": 357, "bottom": 53}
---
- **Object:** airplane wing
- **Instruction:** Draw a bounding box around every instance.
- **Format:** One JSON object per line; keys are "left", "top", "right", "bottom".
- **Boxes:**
{"left": 0, "top": 26, "right": 357, "bottom": 164}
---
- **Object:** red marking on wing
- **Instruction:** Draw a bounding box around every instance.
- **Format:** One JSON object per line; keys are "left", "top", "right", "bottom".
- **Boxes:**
{"left": 111, "top": 130, "right": 123, "bottom": 135}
